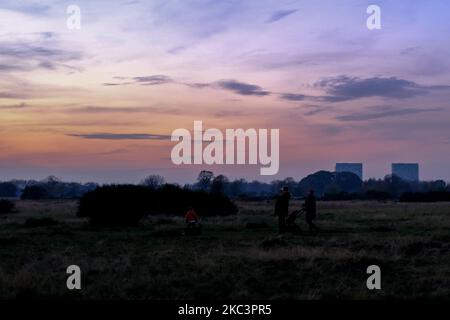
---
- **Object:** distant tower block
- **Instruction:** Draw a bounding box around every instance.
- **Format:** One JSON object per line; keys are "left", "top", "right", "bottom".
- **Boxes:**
{"left": 335, "top": 163, "right": 363, "bottom": 180}
{"left": 392, "top": 163, "right": 419, "bottom": 181}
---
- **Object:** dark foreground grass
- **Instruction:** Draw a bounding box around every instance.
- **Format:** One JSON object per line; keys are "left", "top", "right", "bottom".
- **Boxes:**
{"left": 1, "top": 200, "right": 450, "bottom": 300}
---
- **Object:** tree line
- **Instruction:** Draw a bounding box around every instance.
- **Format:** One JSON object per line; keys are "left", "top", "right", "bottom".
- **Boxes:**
{"left": 185, "top": 170, "right": 450, "bottom": 201}
{"left": 1, "top": 171, "right": 449, "bottom": 201}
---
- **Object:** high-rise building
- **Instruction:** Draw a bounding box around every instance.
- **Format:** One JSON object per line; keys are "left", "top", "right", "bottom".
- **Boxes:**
{"left": 335, "top": 163, "right": 363, "bottom": 180}
{"left": 391, "top": 163, "right": 419, "bottom": 181}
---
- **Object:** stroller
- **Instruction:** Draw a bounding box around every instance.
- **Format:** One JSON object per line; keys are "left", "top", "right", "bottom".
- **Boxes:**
{"left": 285, "top": 208, "right": 305, "bottom": 234}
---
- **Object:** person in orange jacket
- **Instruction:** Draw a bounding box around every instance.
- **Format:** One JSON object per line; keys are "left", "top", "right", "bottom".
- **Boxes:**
{"left": 185, "top": 206, "right": 200, "bottom": 223}
{"left": 184, "top": 206, "right": 202, "bottom": 235}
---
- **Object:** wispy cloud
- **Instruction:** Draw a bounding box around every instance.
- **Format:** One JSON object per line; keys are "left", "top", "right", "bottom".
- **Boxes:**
{"left": 0, "top": 102, "right": 27, "bottom": 109}
{"left": 303, "top": 105, "right": 332, "bottom": 116}
{"left": 133, "top": 75, "right": 173, "bottom": 85}
{"left": 104, "top": 73, "right": 450, "bottom": 104}
{"left": 66, "top": 133, "right": 172, "bottom": 140}
{"left": 103, "top": 75, "right": 173, "bottom": 86}
{"left": 0, "top": 1, "right": 50, "bottom": 15}
{"left": 213, "top": 110, "right": 251, "bottom": 118}
{"left": 266, "top": 9, "right": 298, "bottom": 23}
{"left": 0, "top": 75, "right": 86, "bottom": 100}
{"left": 280, "top": 75, "right": 450, "bottom": 104}
{"left": 167, "top": 46, "right": 188, "bottom": 54}
{"left": 314, "top": 76, "right": 450, "bottom": 102}
{"left": 65, "top": 105, "right": 179, "bottom": 114}
{"left": 336, "top": 106, "right": 443, "bottom": 121}
{"left": 67, "top": 106, "right": 147, "bottom": 113}
{"left": 400, "top": 46, "right": 422, "bottom": 55}
{"left": 279, "top": 93, "right": 308, "bottom": 101}
{"left": 214, "top": 80, "right": 270, "bottom": 96}
{"left": 102, "top": 82, "right": 133, "bottom": 86}
{"left": 121, "top": 0, "right": 140, "bottom": 6}
{"left": 0, "top": 33, "right": 83, "bottom": 73}
{"left": 182, "top": 79, "right": 271, "bottom": 96}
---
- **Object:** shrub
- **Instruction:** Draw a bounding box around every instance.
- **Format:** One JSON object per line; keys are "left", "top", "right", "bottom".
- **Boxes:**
{"left": 150, "top": 184, "right": 239, "bottom": 217}
{"left": 24, "top": 217, "right": 59, "bottom": 228}
{"left": 363, "top": 190, "right": 393, "bottom": 201}
{"left": 322, "top": 192, "right": 360, "bottom": 201}
{"left": 400, "top": 191, "right": 450, "bottom": 202}
{"left": 21, "top": 185, "right": 48, "bottom": 200}
{"left": 322, "top": 190, "right": 393, "bottom": 201}
{"left": 0, "top": 182, "right": 18, "bottom": 197}
{"left": 78, "top": 185, "right": 150, "bottom": 226}
{"left": 77, "top": 184, "right": 238, "bottom": 226}
{"left": 0, "top": 199, "right": 16, "bottom": 214}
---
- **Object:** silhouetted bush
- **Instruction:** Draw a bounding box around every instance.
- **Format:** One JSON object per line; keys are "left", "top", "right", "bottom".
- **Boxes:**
{"left": 151, "top": 184, "right": 238, "bottom": 217}
{"left": 400, "top": 191, "right": 450, "bottom": 202}
{"left": 24, "top": 217, "right": 59, "bottom": 228}
{"left": 323, "top": 192, "right": 361, "bottom": 201}
{"left": 77, "top": 184, "right": 238, "bottom": 226}
{"left": 0, "top": 200, "right": 16, "bottom": 214}
{"left": 21, "top": 185, "right": 48, "bottom": 200}
{"left": 322, "top": 190, "right": 393, "bottom": 201}
{"left": 364, "top": 190, "right": 393, "bottom": 201}
{"left": 19, "top": 178, "right": 97, "bottom": 200}
{"left": 0, "top": 182, "right": 18, "bottom": 197}
{"left": 77, "top": 185, "right": 150, "bottom": 226}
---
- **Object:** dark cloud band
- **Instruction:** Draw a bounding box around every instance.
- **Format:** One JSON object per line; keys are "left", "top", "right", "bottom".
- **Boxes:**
{"left": 67, "top": 133, "right": 171, "bottom": 140}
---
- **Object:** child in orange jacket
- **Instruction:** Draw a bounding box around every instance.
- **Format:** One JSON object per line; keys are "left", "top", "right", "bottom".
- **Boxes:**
{"left": 185, "top": 207, "right": 199, "bottom": 223}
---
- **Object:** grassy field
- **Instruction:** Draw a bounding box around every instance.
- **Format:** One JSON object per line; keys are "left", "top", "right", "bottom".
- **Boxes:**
{"left": 1, "top": 199, "right": 450, "bottom": 300}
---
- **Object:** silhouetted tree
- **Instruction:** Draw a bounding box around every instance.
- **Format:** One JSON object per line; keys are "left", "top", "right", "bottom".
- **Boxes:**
{"left": 429, "top": 180, "right": 446, "bottom": 191}
{"left": 141, "top": 174, "right": 165, "bottom": 189}
{"left": 298, "top": 171, "right": 335, "bottom": 197}
{"left": 41, "top": 175, "right": 61, "bottom": 184}
{"left": 21, "top": 185, "right": 47, "bottom": 200}
{"left": 0, "top": 182, "right": 18, "bottom": 197}
{"left": 211, "top": 174, "right": 229, "bottom": 194}
{"left": 229, "top": 178, "right": 246, "bottom": 197}
{"left": 384, "top": 174, "right": 412, "bottom": 197}
{"left": 335, "top": 172, "right": 363, "bottom": 193}
{"left": 324, "top": 182, "right": 341, "bottom": 195}
{"left": 196, "top": 170, "right": 214, "bottom": 191}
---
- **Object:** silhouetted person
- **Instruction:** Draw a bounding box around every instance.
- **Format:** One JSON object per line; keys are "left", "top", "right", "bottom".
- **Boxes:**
{"left": 274, "top": 186, "right": 291, "bottom": 234}
{"left": 304, "top": 190, "right": 319, "bottom": 233}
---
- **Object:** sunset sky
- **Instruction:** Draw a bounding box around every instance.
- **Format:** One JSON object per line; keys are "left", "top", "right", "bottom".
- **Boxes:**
{"left": 1, "top": 0, "right": 450, "bottom": 183}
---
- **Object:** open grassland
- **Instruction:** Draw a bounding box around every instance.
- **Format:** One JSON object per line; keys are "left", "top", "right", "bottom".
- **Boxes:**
{"left": 1, "top": 200, "right": 450, "bottom": 299}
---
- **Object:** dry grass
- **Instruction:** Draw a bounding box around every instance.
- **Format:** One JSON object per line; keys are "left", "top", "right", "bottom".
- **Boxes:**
{"left": 1, "top": 199, "right": 450, "bottom": 300}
